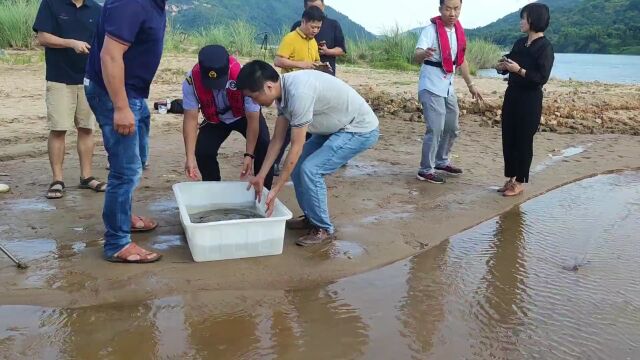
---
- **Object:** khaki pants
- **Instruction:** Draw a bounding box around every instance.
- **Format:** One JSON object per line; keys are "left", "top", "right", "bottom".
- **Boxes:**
{"left": 46, "top": 81, "right": 95, "bottom": 131}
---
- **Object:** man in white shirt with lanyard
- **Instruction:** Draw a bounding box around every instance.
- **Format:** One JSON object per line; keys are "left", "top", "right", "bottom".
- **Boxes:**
{"left": 414, "top": 0, "right": 483, "bottom": 184}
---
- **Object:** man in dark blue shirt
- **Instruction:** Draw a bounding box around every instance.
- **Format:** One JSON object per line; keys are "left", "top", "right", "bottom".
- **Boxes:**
{"left": 32, "top": 0, "right": 105, "bottom": 200}
{"left": 84, "top": 0, "right": 166, "bottom": 263}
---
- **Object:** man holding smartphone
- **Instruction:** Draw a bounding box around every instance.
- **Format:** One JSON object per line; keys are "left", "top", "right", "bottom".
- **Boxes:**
{"left": 414, "top": 0, "right": 483, "bottom": 184}
{"left": 273, "top": 5, "right": 332, "bottom": 175}
{"left": 290, "top": 0, "right": 347, "bottom": 77}
{"left": 275, "top": 6, "right": 328, "bottom": 74}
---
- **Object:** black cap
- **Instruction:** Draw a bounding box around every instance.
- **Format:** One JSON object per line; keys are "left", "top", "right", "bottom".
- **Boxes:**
{"left": 198, "top": 45, "right": 230, "bottom": 90}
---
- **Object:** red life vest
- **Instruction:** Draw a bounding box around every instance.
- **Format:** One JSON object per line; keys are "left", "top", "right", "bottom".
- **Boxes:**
{"left": 191, "top": 56, "right": 245, "bottom": 124}
{"left": 431, "top": 16, "right": 466, "bottom": 74}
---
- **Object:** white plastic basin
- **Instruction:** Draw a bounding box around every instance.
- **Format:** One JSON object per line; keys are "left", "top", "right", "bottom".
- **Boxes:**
{"left": 172, "top": 181, "right": 293, "bottom": 262}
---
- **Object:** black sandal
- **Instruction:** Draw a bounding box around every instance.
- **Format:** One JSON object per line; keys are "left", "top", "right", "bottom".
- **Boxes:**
{"left": 79, "top": 176, "right": 107, "bottom": 192}
{"left": 46, "top": 181, "right": 65, "bottom": 199}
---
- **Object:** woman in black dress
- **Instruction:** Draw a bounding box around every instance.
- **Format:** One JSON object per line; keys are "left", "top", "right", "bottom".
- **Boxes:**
{"left": 495, "top": 3, "right": 554, "bottom": 197}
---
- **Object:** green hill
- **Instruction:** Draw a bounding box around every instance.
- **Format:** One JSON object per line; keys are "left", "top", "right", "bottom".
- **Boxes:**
{"left": 467, "top": 0, "right": 640, "bottom": 54}
{"left": 168, "top": 0, "right": 375, "bottom": 41}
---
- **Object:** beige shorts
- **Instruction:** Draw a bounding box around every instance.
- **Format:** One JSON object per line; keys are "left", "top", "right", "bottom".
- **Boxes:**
{"left": 46, "top": 81, "right": 95, "bottom": 131}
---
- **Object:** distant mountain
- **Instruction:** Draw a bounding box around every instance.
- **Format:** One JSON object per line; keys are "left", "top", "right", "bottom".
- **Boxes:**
{"left": 167, "top": 0, "right": 375, "bottom": 41}
{"left": 467, "top": 0, "right": 640, "bottom": 54}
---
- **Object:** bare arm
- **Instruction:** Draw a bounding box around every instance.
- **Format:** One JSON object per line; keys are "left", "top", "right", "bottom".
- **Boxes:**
{"left": 460, "top": 61, "right": 483, "bottom": 101}
{"left": 36, "top": 32, "right": 90, "bottom": 53}
{"left": 100, "top": 35, "right": 135, "bottom": 135}
{"left": 240, "top": 110, "right": 261, "bottom": 178}
{"left": 270, "top": 125, "right": 306, "bottom": 194}
{"left": 274, "top": 56, "right": 314, "bottom": 71}
{"left": 331, "top": 47, "right": 345, "bottom": 57}
{"left": 182, "top": 109, "right": 201, "bottom": 180}
{"left": 459, "top": 61, "right": 473, "bottom": 85}
{"left": 101, "top": 36, "right": 129, "bottom": 112}
{"left": 256, "top": 115, "right": 290, "bottom": 180}
{"left": 320, "top": 46, "right": 345, "bottom": 57}
{"left": 245, "top": 111, "right": 260, "bottom": 156}
{"left": 249, "top": 118, "right": 305, "bottom": 215}
{"left": 183, "top": 109, "right": 199, "bottom": 161}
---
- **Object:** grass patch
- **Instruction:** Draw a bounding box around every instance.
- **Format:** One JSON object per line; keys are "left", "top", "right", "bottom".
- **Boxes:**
{"left": 465, "top": 38, "right": 505, "bottom": 74}
{"left": 0, "top": 50, "right": 43, "bottom": 65}
{"left": 0, "top": 0, "right": 38, "bottom": 49}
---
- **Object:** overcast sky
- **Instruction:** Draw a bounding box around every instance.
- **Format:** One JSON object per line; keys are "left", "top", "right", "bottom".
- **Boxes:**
{"left": 328, "top": 0, "right": 535, "bottom": 33}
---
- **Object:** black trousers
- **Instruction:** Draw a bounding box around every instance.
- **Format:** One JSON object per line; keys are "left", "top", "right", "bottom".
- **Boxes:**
{"left": 501, "top": 86, "right": 543, "bottom": 183}
{"left": 195, "top": 113, "right": 274, "bottom": 189}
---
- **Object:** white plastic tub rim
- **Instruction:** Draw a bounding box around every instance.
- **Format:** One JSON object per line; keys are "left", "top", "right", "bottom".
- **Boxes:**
{"left": 172, "top": 181, "right": 293, "bottom": 226}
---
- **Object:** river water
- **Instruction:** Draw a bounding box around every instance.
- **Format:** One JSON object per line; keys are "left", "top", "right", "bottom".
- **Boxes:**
{"left": 478, "top": 53, "right": 640, "bottom": 85}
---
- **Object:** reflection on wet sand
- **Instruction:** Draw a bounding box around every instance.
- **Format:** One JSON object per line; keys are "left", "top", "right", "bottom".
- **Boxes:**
{"left": 397, "top": 243, "right": 448, "bottom": 357}
{"left": 472, "top": 206, "right": 528, "bottom": 357}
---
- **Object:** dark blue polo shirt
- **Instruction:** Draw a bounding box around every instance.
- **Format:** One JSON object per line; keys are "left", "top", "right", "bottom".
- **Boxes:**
{"left": 291, "top": 17, "right": 347, "bottom": 76}
{"left": 32, "top": 0, "right": 101, "bottom": 85}
{"left": 85, "top": 0, "right": 166, "bottom": 99}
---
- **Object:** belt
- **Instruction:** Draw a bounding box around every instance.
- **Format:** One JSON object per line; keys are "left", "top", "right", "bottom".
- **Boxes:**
{"left": 423, "top": 59, "right": 457, "bottom": 68}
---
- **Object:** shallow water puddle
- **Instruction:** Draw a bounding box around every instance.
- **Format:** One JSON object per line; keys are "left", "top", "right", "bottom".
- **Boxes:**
{"left": 533, "top": 144, "right": 589, "bottom": 173}
{"left": 4, "top": 198, "right": 56, "bottom": 212}
{"left": 307, "top": 240, "right": 368, "bottom": 260}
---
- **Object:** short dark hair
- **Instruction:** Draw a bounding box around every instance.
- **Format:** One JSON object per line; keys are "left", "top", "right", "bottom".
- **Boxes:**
{"left": 236, "top": 60, "right": 280, "bottom": 93}
{"left": 521, "top": 3, "right": 550, "bottom": 32}
{"left": 440, "top": 0, "right": 462, "bottom": 6}
{"left": 304, "top": 0, "right": 323, "bottom": 8}
{"left": 302, "top": 5, "right": 325, "bottom": 22}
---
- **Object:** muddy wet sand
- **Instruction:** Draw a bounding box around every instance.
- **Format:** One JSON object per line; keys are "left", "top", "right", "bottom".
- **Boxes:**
{"left": 2, "top": 172, "right": 639, "bottom": 358}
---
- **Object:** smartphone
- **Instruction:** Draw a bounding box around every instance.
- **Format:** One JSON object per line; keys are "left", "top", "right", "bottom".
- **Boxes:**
{"left": 314, "top": 62, "right": 332, "bottom": 73}
{"left": 318, "top": 40, "right": 327, "bottom": 47}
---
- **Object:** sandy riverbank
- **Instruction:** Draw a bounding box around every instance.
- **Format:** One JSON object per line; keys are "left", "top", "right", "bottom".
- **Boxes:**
{"left": 0, "top": 55, "right": 639, "bottom": 307}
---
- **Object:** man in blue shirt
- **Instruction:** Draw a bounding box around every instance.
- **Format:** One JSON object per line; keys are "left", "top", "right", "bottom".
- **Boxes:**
{"left": 84, "top": 0, "right": 166, "bottom": 263}
{"left": 32, "top": 0, "right": 105, "bottom": 200}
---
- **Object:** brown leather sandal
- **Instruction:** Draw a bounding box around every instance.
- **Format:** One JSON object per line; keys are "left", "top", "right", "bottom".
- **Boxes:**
{"left": 131, "top": 215, "right": 158, "bottom": 233}
{"left": 79, "top": 176, "right": 107, "bottom": 192}
{"left": 46, "top": 181, "right": 65, "bottom": 199}
{"left": 105, "top": 243, "right": 162, "bottom": 263}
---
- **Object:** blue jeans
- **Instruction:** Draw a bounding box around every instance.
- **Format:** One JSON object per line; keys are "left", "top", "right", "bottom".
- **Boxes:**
{"left": 138, "top": 113, "right": 150, "bottom": 167}
{"left": 290, "top": 128, "right": 379, "bottom": 233}
{"left": 84, "top": 81, "right": 150, "bottom": 258}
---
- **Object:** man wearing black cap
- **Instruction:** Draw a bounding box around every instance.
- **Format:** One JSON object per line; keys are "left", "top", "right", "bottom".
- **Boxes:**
{"left": 182, "top": 45, "right": 274, "bottom": 189}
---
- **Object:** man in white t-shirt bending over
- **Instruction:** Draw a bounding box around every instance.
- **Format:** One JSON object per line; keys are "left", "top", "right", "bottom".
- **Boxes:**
{"left": 237, "top": 60, "right": 379, "bottom": 247}
{"left": 415, "top": 0, "right": 483, "bottom": 184}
